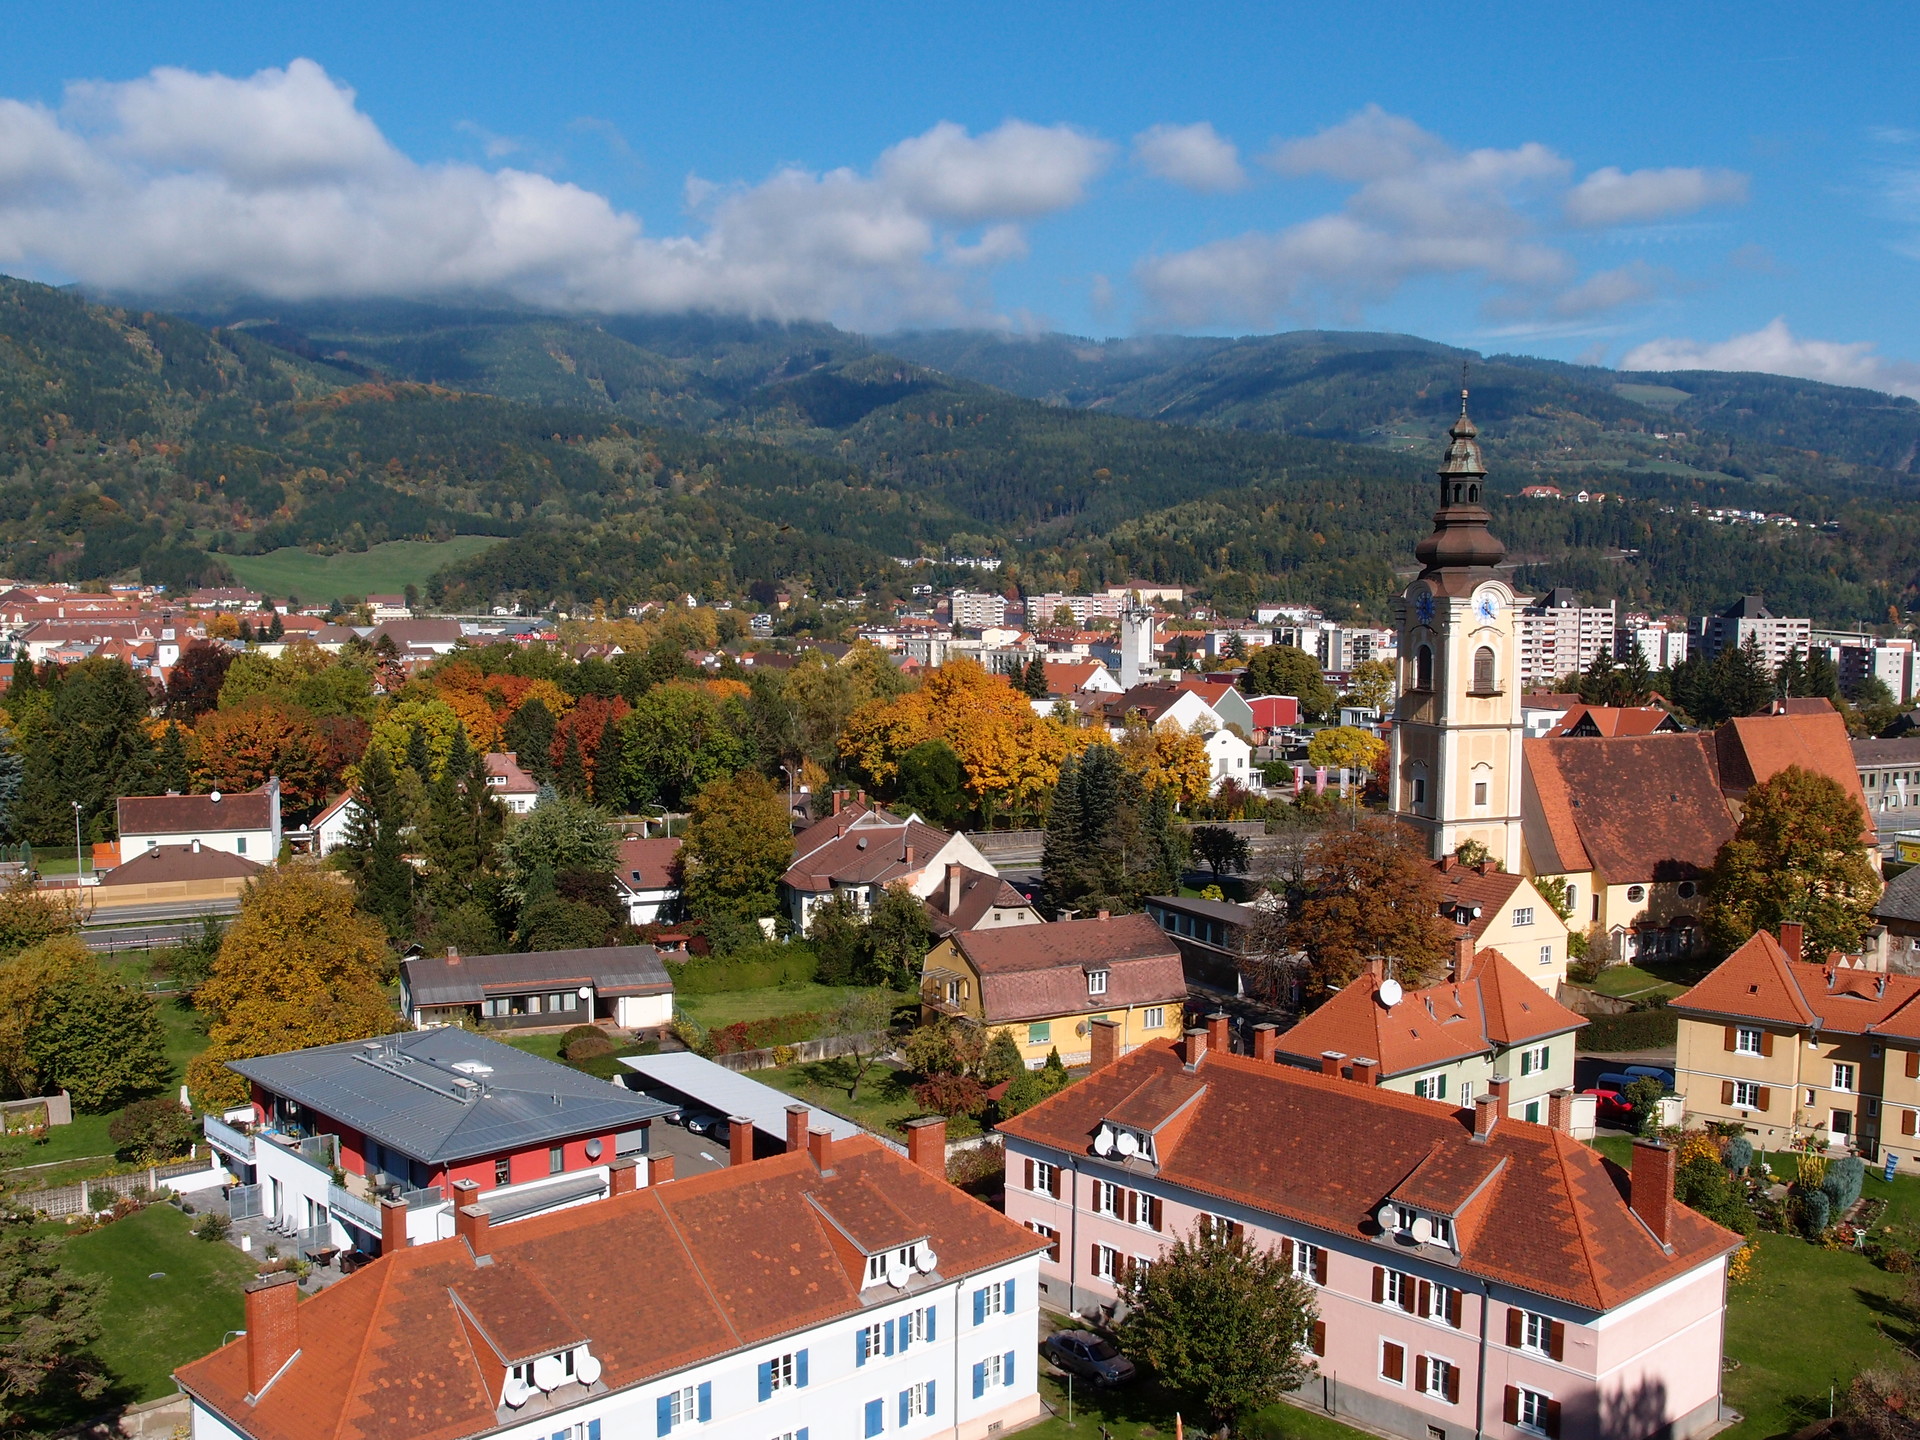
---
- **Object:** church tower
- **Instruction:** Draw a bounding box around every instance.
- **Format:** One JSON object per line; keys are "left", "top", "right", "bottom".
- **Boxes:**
{"left": 1389, "top": 384, "right": 1525, "bottom": 871}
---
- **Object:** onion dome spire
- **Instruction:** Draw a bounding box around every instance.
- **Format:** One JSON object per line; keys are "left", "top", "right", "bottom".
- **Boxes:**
{"left": 1414, "top": 364, "right": 1506, "bottom": 575}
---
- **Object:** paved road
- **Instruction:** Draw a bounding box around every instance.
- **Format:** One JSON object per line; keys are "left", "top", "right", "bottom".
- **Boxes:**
{"left": 83, "top": 898, "right": 238, "bottom": 928}
{"left": 82, "top": 916, "right": 229, "bottom": 953}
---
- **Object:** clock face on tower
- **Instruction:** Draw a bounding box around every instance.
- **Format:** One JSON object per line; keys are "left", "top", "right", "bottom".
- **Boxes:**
{"left": 1474, "top": 593, "right": 1499, "bottom": 622}
{"left": 1415, "top": 590, "right": 1436, "bottom": 626}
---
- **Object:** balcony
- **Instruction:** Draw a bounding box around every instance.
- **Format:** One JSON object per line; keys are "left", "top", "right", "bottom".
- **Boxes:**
{"left": 203, "top": 1114, "right": 255, "bottom": 1163}
{"left": 329, "top": 1183, "right": 382, "bottom": 1231}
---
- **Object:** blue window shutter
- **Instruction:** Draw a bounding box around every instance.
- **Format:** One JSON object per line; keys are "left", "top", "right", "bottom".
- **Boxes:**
{"left": 799, "top": 1431, "right": 808, "bottom": 1440}
{"left": 857, "top": 1330, "right": 868, "bottom": 1367}
{"left": 900, "top": 1317, "right": 911, "bottom": 1353}
{"left": 925, "top": 1305, "right": 936, "bottom": 1342}
{"left": 796, "top": 1350, "right": 808, "bottom": 1388}
{"left": 697, "top": 1381, "right": 711, "bottom": 1421}
{"left": 758, "top": 1361, "right": 773, "bottom": 1403}
{"left": 927, "top": 1381, "right": 936, "bottom": 1417}
{"left": 973, "top": 1288, "right": 986, "bottom": 1325}
{"left": 973, "top": 1363, "right": 985, "bottom": 1399}
{"left": 589, "top": 1422, "right": 601, "bottom": 1440}
{"left": 884, "top": 1319, "right": 895, "bottom": 1355}
{"left": 1004, "top": 1278, "right": 1015, "bottom": 1313}
{"left": 658, "top": 1396, "right": 673, "bottom": 1436}
{"left": 865, "top": 1399, "right": 884, "bottom": 1437}
{"left": 899, "top": 1391, "right": 909, "bottom": 1427}
{"left": 1004, "top": 1351, "right": 1015, "bottom": 1387}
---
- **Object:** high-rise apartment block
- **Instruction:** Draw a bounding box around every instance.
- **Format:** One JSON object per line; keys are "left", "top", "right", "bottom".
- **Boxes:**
{"left": 1618, "top": 617, "right": 1690, "bottom": 671}
{"left": 949, "top": 590, "right": 1007, "bottom": 631}
{"left": 1513, "top": 588, "right": 1616, "bottom": 689}
{"left": 1693, "top": 597, "right": 1811, "bottom": 670}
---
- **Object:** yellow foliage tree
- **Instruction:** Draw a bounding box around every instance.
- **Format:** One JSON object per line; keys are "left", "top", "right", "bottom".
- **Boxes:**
{"left": 1117, "top": 720, "right": 1214, "bottom": 804}
{"left": 1306, "top": 725, "right": 1386, "bottom": 774}
{"left": 187, "top": 865, "right": 402, "bottom": 1109}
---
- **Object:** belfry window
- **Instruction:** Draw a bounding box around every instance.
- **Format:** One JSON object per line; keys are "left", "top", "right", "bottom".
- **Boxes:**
{"left": 1472, "top": 647, "right": 1496, "bottom": 692}
{"left": 1415, "top": 646, "right": 1434, "bottom": 691}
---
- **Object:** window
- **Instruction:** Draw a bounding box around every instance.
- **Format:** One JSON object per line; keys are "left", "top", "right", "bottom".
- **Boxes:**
{"left": 1025, "top": 1221, "right": 1060, "bottom": 1261}
{"left": 861, "top": 1322, "right": 884, "bottom": 1360}
{"left": 1511, "top": 907, "right": 1534, "bottom": 927}
{"left": 1030, "top": 1161, "right": 1057, "bottom": 1195}
{"left": 1806, "top": 1087, "right": 1818, "bottom": 1107}
{"left": 1428, "top": 1219, "right": 1454, "bottom": 1250}
{"left": 1539, "top": 945, "right": 1553, "bottom": 968}
{"left": 1413, "top": 1074, "right": 1447, "bottom": 1100}
{"left": 1735, "top": 1027, "right": 1763, "bottom": 1056}
{"left": 1518, "top": 1044, "right": 1550, "bottom": 1077}
{"left": 944, "top": 979, "right": 964, "bottom": 1005}
{"left": 1200, "top": 1213, "right": 1242, "bottom": 1242}
{"left": 1028, "top": 1021, "right": 1051, "bottom": 1046}
{"left": 1088, "top": 970, "right": 1109, "bottom": 996}
{"left": 973, "top": 1352, "right": 1010, "bottom": 1395}
{"left": 548, "top": 1146, "right": 564, "bottom": 1174}
{"left": 1626, "top": 885, "right": 1646, "bottom": 903}
{"left": 1523, "top": 1099, "right": 1542, "bottom": 1123}
{"left": 1412, "top": 777, "right": 1427, "bottom": 806}
{"left": 758, "top": 1351, "right": 805, "bottom": 1397}
{"left": 1092, "top": 1245, "right": 1118, "bottom": 1281}
{"left": 495, "top": 1157, "right": 510, "bottom": 1186}
{"left": 1678, "top": 881, "right": 1697, "bottom": 899}
{"left": 1515, "top": 1387, "right": 1555, "bottom": 1435}
{"left": 1131, "top": 1256, "right": 1152, "bottom": 1284}
{"left": 1143, "top": 1006, "right": 1165, "bottom": 1030}
{"left": 978, "top": 1280, "right": 1007, "bottom": 1318}
{"left": 1565, "top": 884, "right": 1576, "bottom": 911}
{"left": 1473, "top": 781, "right": 1489, "bottom": 806}
{"left": 1421, "top": 1356, "right": 1460, "bottom": 1403}
{"left": 1379, "top": 1268, "right": 1413, "bottom": 1309}
{"left": 900, "top": 1382, "right": 931, "bottom": 1422}
{"left": 236, "top": 837, "right": 247, "bottom": 855}
{"left": 1516, "top": 1310, "right": 1555, "bottom": 1356}
{"left": 1415, "top": 646, "right": 1433, "bottom": 690}
{"left": 669, "top": 1386, "right": 701, "bottom": 1427}
{"left": 1289, "top": 1242, "right": 1319, "bottom": 1283}
{"left": 1472, "top": 647, "right": 1496, "bottom": 692}
{"left": 1834, "top": 1063, "right": 1857, "bottom": 1093}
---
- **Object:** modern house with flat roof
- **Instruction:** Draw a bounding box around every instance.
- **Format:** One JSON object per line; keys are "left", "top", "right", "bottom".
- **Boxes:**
{"left": 399, "top": 945, "right": 675, "bottom": 1032}
{"left": 201, "top": 1029, "right": 673, "bottom": 1255}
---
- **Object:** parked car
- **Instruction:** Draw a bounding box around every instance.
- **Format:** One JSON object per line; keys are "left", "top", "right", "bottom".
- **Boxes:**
{"left": 1583, "top": 1086, "right": 1635, "bottom": 1126}
{"left": 1042, "top": 1331, "right": 1136, "bottom": 1387}
{"left": 1622, "top": 1064, "right": 1675, "bottom": 1089}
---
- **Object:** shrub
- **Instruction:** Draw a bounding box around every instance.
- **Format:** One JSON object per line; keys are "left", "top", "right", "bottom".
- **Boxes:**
{"left": 672, "top": 943, "right": 818, "bottom": 994}
{"left": 192, "top": 1212, "right": 232, "bottom": 1243}
{"left": 109, "top": 1097, "right": 197, "bottom": 1165}
{"left": 560, "top": 1024, "right": 607, "bottom": 1050}
{"left": 1577, "top": 1008, "right": 1677, "bottom": 1052}
{"left": 87, "top": 1185, "right": 117, "bottom": 1212}
{"left": 1725, "top": 1137, "right": 1754, "bottom": 1173}
{"left": 1825, "top": 1155, "right": 1867, "bottom": 1214}
{"left": 910, "top": 1074, "right": 989, "bottom": 1119}
{"left": 1804, "top": 1188, "right": 1832, "bottom": 1236}
{"left": 565, "top": 1033, "right": 617, "bottom": 1062}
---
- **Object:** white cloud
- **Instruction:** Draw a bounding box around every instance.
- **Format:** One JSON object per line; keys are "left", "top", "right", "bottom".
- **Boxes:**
{"left": 1132, "top": 122, "right": 1244, "bottom": 192}
{"left": 1550, "top": 261, "right": 1662, "bottom": 317}
{"left": 1621, "top": 317, "right": 1920, "bottom": 400}
{"left": 1563, "top": 165, "right": 1748, "bottom": 227}
{"left": 0, "top": 60, "right": 1107, "bottom": 328}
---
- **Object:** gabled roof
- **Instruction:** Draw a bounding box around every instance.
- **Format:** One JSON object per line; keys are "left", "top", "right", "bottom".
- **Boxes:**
{"left": 615, "top": 837, "right": 682, "bottom": 894}
{"left": 1854, "top": 737, "right": 1920, "bottom": 767}
{"left": 1274, "top": 949, "right": 1585, "bottom": 1079}
{"left": 118, "top": 786, "right": 275, "bottom": 837}
{"left": 1041, "top": 660, "right": 1107, "bottom": 696}
{"left": 1716, "top": 709, "right": 1868, "bottom": 810}
{"left": 1668, "top": 930, "right": 1817, "bottom": 1028}
{"left": 1099, "top": 685, "right": 1216, "bottom": 728}
{"left": 485, "top": 752, "right": 539, "bottom": 795}
{"left": 1670, "top": 928, "right": 1920, "bottom": 1037}
{"left": 228, "top": 1029, "right": 673, "bottom": 1166}
{"left": 1522, "top": 734, "right": 1731, "bottom": 883}
{"left": 999, "top": 1041, "right": 1738, "bottom": 1312}
{"left": 924, "top": 866, "right": 1032, "bottom": 937}
{"left": 99, "top": 844, "right": 264, "bottom": 886}
{"left": 175, "top": 1137, "right": 1044, "bottom": 1440}
{"left": 782, "top": 805, "right": 952, "bottom": 894}
{"left": 1876, "top": 865, "right": 1920, "bottom": 925}
{"left": 1554, "top": 704, "right": 1681, "bottom": 738}
{"left": 1719, "top": 595, "right": 1775, "bottom": 619}
{"left": 404, "top": 946, "right": 672, "bottom": 1007}
{"left": 953, "top": 913, "right": 1185, "bottom": 1024}
{"left": 1430, "top": 860, "right": 1525, "bottom": 938}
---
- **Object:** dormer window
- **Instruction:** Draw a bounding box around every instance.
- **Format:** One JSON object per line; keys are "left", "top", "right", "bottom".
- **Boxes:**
{"left": 1088, "top": 969, "right": 1109, "bottom": 996}
{"left": 862, "top": 1244, "right": 928, "bottom": 1288}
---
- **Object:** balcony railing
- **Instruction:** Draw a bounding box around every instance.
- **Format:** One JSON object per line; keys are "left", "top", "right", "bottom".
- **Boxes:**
{"left": 203, "top": 1114, "right": 255, "bottom": 1162}
{"left": 329, "top": 1184, "right": 382, "bottom": 1231}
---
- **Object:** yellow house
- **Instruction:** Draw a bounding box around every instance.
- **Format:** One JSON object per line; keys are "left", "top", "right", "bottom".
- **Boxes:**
{"left": 919, "top": 912, "right": 1188, "bottom": 1069}
{"left": 1430, "top": 856, "right": 1570, "bottom": 992}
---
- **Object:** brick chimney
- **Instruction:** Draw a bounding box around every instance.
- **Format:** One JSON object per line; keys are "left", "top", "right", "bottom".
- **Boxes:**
{"left": 1546, "top": 1088, "right": 1574, "bottom": 1134}
{"left": 378, "top": 1196, "right": 407, "bottom": 1256}
{"left": 244, "top": 1271, "right": 301, "bottom": 1399}
{"left": 1182, "top": 1027, "right": 1208, "bottom": 1069}
{"left": 1452, "top": 933, "right": 1473, "bottom": 980}
{"left": 1098, "top": 909, "right": 1110, "bottom": 922}
{"left": 609, "top": 1158, "right": 639, "bottom": 1196}
{"left": 1780, "top": 921, "right": 1805, "bottom": 962}
{"left": 1472, "top": 1093, "right": 1500, "bottom": 1142}
{"left": 1365, "top": 956, "right": 1386, "bottom": 982}
{"left": 1089, "top": 1016, "right": 1120, "bottom": 1072}
{"left": 808, "top": 1127, "right": 835, "bottom": 1172}
{"left": 455, "top": 1203, "right": 491, "bottom": 1257}
{"left": 833, "top": 789, "right": 845, "bottom": 816}
{"left": 1252, "top": 1022, "right": 1278, "bottom": 1063}
{"left": 786, "top": 1103, "right": 810, "bottom": 1154}
{"left": 904, "top": 844, "right": 914, "bottom": 870}
{"left": 1350, "top": 1056, "right": 1378, "bottom": 1086}
{"left": 946, "top": 863, "right": 965, "bottom": 915}
{"left": 1206, "top": 1011, "right": 1230, "bottom": 1055}
{"left": 728, "top": 1115, "right": 755, "bottom": 1167}
{"left": 905, "top": 1116, "right": 946, "bottom": 1177}
{"left": 1320, "top": 1049, "right": 1346, "bottom": 1077}
{"left": 1488, "top": 1074, "right": 1511, "bottom": 1118}
{"left": 650, "top": 1152, "right": 675, "bottom": 1185}
{"left": 1630, "top": 1138, "right": 1675, "bottom": 1246}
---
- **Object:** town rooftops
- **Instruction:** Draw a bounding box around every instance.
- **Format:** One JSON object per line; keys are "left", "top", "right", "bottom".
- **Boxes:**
{"left": 1040, "top": 659, "right": 1108, "bottom": 695}
{"left": 1671, "top": 928, "right": 1920, "bottom": 1039}
{"left": 783, "top": 803, "right": 951, "bottom": 894}
{"left": 1275, "top": 948, "right": 1586, "bottom": 1079}
{"left": 1522, "top": 733, "right": 1732, "bottom": 882}
{"left": 175, "top": 1135, "right": 1043, "bottom": 1440}
{"left": 403, "top": 946, "right": 673, "bottom": 1009}
{"left": 953, "top": 912, "right": 1184, "bottom": 1024}
{"left": 1431, "top": 858, "right": 1526, "bottom": 938}
{"left": 1855, "top": 736, "right": 1920, "bottom": 768}
{"left": 118, "top": 784, "right": 276, "bottom": 837}
{"left": 1553, "top": 704, "right": 1682, "bottom": 738}
{"left": 1876, "top": 866, "right": 1920, "bottom": 926}
{"left": 924, "top": 865, "right": 1031, "bottom": 937}
{"left": 227, "top": 1029, "right": 672, "bottom": 1167}
{"left": 98, "top": 843, "right": 264, "bottom": 886}
{"left": 997, "top": 1038, "right": 1738, "bottom": 1312}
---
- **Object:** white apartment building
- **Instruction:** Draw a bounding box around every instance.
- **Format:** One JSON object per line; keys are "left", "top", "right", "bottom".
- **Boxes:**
{"left": 1694, "top": 597, "right": 1812, "bottom": 670}
{"left": 1023, "top": 592, "right": 1125, "bottom": 629}
{"left": 1618, "top": 619, "right": 1689, "bottom": 671}
{"left": 1513, "top": 589, "right": 1617, "bottom": 689}
{"left": 1813, "top": 631, "right": 1915, "bottom": 703}
{"left": 1272, "top": 622, "right": 1396, "bottom": 671}
{"left": 948, "top": 591, "right": 1007, "bottom": 631}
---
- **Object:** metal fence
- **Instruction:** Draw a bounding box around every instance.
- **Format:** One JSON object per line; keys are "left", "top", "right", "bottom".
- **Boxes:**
{"left": 229, "top": 1183, "right": 262, "bottom": 1220}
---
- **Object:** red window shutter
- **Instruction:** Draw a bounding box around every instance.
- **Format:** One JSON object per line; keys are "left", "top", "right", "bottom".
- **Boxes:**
{"left": 1149, "top": 1196, "right": 1163, "bottom": 1232}
{"left": 1545, "top": 1399, "right": 1563, "bottom": 1439}
{"left": 1445, "top": 1366, "right": 1460, "bottom": 1404}
{"left": 1281, "top": 1237, "right": 1295, "bottom": 1267}
{"left": 1417, "top": 1280, "right": 1432, "bottom": 1316}
{"left": 1761, "top": 1030, "right": 1775, "bottom": 1058}
{"left": 1048, "top": 1232, "right": 1061, "bottom": 1263}
{"left": 1381, "top": 1342, "right": 1404, "bottom": 1383}
{"left": 1721, "top": 1080, "right": 1735, "bottom": 1106}
{"left": 1227, "top": 1219, "right": 1241, "bottom": 1241}
{"left": 1126, "top": 1189, "right": 1139, "bottom": 1225}
{"left": 1757, "top": 1086, "right": 1771, "bottom": 1112}
{"left": 1506, "top": 1307, "right": 1523, "bottom": 1348}
{"left": 1314, "top": 1248, "right": 1329, "bottom": 1286}
{"left": 1504, "top": 1388, "right": 1521, "bottom": 1425}
{"left": 1399, "top": 1277, "right": 1417, "bottom": 1314}
{"left": 1092, "top": 1243, "right": 1102, "bottom": 1276}
{"left": 1908, "top": 1050, "right": 1919, "bottom": 1080}
{"left": 1723, "top": 1024, "right": 1736, "bottom": 1052}
{"left": 1373, "top": 1266, "right": 1385, "bottom": 1304}
{"left": 1310, "top": 1320, "right": 1325, "bottom": 1357}
{"left": 1549, "top": 1320, "right": 1566, "bottom": 1362}
{"left": 1906, "top": 1110, "right": 1917, "bottom": 1138}
{"left": 1050, "top": 1166, "right": 1063, "bottom": 1199}
{"left": 1025, "top": 1158, "right": 1035, "bottom": 1191}
{"left": 1415, "top": 1356, "right": 1428, "bottom": 1393}
{"left": 1447, "top": 1289, "right": 1463, "bottom": 1328}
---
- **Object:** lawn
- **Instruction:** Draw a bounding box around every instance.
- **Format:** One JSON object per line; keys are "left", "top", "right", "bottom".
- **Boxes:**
{"left": 1026, "top": 1362, "right": 1373, "bottom": 1440}
{"left": 60, "top": 1203, "right": 258, "bottom": 1402}
{"left": 676, "top": 983, "right": 902, "bottom": 1029}
{"left": 1581, "top": 958, "right": 1708, "bottom": 1002}
{"left": 222, "top": 536, "right": 505, "bottom": 603}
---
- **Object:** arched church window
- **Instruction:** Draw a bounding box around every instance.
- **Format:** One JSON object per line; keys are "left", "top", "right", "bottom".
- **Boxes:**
{"left": 1415, "top": 645, "right": 1433, "bottom": 691}
{"left": 1468, "top": 484, "right": 1481, "bottom": 503}
{"left": 1472, "top": 646, "right": 1496, "bottom": 692}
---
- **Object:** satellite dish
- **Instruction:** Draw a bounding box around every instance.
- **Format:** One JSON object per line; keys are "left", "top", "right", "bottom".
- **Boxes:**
{"left": 1115, "top": 1131, "right": 1139, "bottom": 1158}
{"left": 1378, "top": 978, "right": 1404, "bottom": 1008}
{"left": 1375, "top": 1203, "right": 1399, "bottom": 1231}
{"left": 503, "top": 1377, "right": 531, "bottom": 1408}
{"left": 886, "top": 1259, "right": 910, "bottom": 1289}
{"left": 1410, "top": 1216, "right": 1433, "bottom": 1244}
{"left": 1093, "top": 1127, "right": 1115, "bottom": 1157}
{"left": 533, "top": 1355, "right": 566, "bottom": 1391}
{"left": 915, "top": 1245, "right": 937, "bottom": 1273}
{"left": 209, "top": 791, "right": 222, "bottom": 802}
{"left": 575, "top": 1352, "right": 603, "bottom": 1387}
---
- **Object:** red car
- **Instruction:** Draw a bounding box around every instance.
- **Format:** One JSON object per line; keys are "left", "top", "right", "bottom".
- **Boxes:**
{"left": 1583, "top": 1087, "right": 1635, "bottom": 1126}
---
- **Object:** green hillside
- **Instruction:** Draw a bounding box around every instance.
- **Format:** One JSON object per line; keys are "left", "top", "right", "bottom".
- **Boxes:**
{"left": 223, "top": 537, "right": 506, "bottom": 602}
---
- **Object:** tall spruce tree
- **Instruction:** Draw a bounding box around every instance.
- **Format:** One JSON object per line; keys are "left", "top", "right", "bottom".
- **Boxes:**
{"left": 339, "top": 746, "right": 414, "bottom": 938}
{"left": 503, "top": 698, "right": 556, "bottom": 781}
{"left": 591, "top": 717, "right": 625, "bottom": 810}
{"left": 554, "top": 725, "right": 589, "bottom": 800}
{"left": 1617, "top": 642, "right": 1652, "bottom": 706}
{"left": 420, "top": 732, "right": 504, "bottom": 918}
{"left": 152, "top": 722, "right": 193, "bottom": 795}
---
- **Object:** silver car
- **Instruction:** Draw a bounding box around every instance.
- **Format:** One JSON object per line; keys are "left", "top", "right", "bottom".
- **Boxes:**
{"left": 1042, "top": 1331, "right": 1136, "bottom": 1387}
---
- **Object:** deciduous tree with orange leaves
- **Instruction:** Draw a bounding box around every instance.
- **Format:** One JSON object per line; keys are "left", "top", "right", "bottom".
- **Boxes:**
{"left": 191, "top": 701, "right": 332, "bottom": 816}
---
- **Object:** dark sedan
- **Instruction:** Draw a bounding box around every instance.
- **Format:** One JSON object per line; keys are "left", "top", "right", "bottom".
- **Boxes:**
{"left": 1042, "top": 1331, "right": 1136, "bottom": 1386}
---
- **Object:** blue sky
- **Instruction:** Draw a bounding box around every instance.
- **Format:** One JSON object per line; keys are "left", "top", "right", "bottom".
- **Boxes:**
{"left": 0, "top": 1, "right": 1915, "bottom": 392}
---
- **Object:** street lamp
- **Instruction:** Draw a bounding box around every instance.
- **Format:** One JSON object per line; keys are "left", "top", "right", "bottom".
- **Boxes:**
{"left": 71, "top": 801, "right": 82, "bottom": 880}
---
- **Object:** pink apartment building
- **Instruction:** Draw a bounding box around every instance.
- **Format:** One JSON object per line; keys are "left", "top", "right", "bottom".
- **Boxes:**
{"left": 998, "top": 1018, "right": 1738, "bottom": 1440}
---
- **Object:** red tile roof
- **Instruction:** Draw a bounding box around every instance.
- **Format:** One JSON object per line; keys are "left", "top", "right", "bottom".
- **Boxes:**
{"left": 924, "top": 866, "right": 1033, "bottom": 937}
{"left": 1431, "top": 860, "right": 1525, "bottom": 939}
{"left": 996, "top": 1040, "right": 1738, "bottom": 1311}
{"left": 954, "top": 913, "right": 1184, "bottom": 1024}
{"left": 782, "top": 805, "right": 953, "bottom": 894}
{"left": 1715, "top": 710, "right": 1873, "bottom": 842}
{"left": 117, "top": 786, "right": 275, "bottom": 837}
{"left": 1522, "top": 734, "right": 1731, "bottom": 883}
{"left": 616, "top": 836, "right": 682, "bottom": 892}
{"left": 1041, "top": 660, "right": 1107, "bottom": 696}
{"left": 1671, "top": 929, "right": 1920, "bottom": 1037}
{"left": 176, "top": 1138, "right": 1043, "bottom": 1440}
{"left": 1554, "top": 704, "right": 1680, "bottom": 737}
{"left": 1275, "top": 949, "right": 1585, "bottom": 1079}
